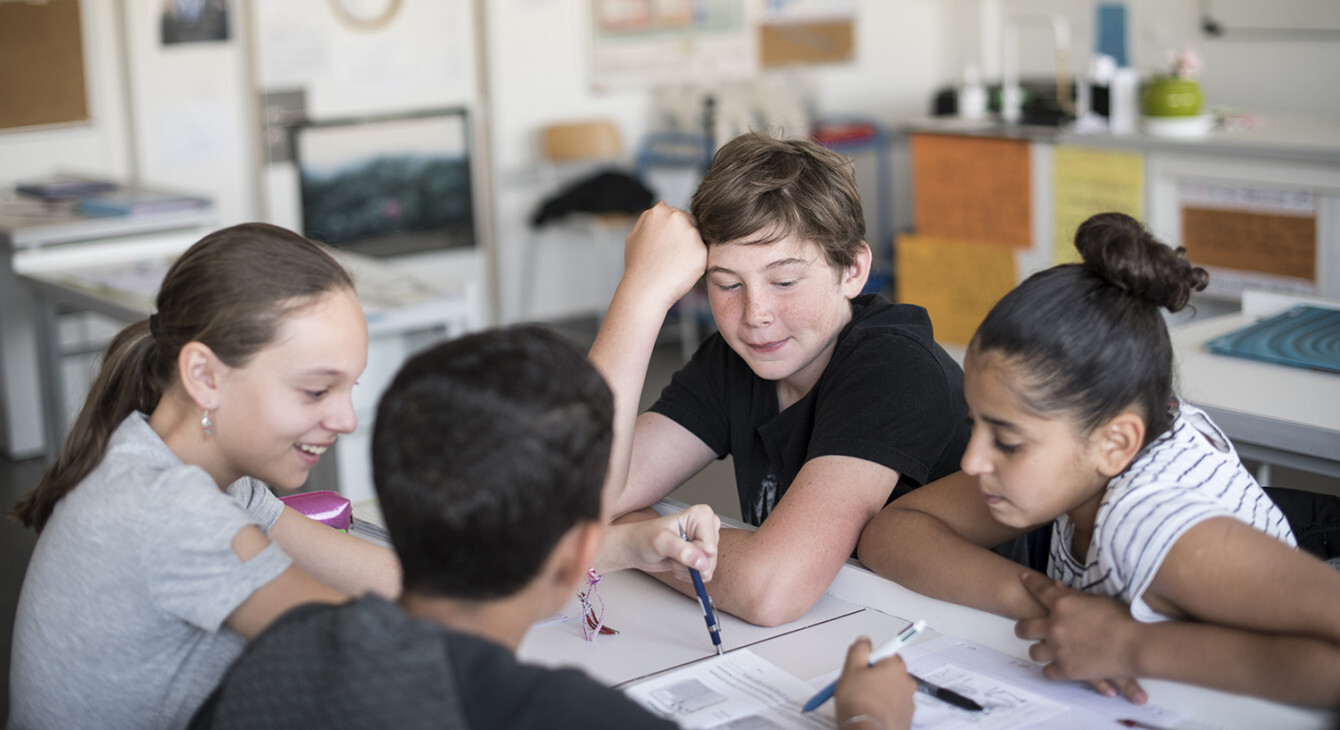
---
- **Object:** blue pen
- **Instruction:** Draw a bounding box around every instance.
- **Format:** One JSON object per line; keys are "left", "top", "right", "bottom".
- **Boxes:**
{"left": 680, "top": 524, "right": 724, "bottom": 655}
{"left": 802, "top": 619, "right": 927, "bottom": 713}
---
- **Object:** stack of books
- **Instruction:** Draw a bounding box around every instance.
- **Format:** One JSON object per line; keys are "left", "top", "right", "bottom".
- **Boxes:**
{"left": 76, "top": 186, "right": 210, "bottom": 217}
{"left": 13, "top": 175, "right": 211, "bottom": 217}
{"left": 15, "top": 174, "right": 117, "bottom": 201}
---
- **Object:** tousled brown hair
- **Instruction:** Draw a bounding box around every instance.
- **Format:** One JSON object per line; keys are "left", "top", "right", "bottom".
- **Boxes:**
{"left": 11, "top": 223, "right": 354, "bottom": 532}
{"left": 690, "top": 132, "right": 866, "bottom": 270}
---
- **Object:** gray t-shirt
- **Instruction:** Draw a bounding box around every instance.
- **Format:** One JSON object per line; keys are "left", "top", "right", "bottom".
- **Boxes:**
{"left": 9, "top": 413, "right": 292, "bottom": 730}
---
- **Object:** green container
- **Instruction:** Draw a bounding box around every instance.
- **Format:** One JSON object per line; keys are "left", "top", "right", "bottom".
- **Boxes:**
{"left": 1142, "top": 78, "right": 1204, "bottom": 117}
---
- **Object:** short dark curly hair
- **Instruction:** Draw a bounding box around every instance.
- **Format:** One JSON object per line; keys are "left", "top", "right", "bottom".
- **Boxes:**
{"left": 372, "top": 326, "right": 614, "bottom": 599}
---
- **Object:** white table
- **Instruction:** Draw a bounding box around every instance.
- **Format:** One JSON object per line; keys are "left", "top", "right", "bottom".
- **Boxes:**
{"left": 1170, "top": 291, "right": 1340, "bottom": 480}
{"left": 507, "top": 499, "right": 1335, "bottom": 729}
{"left": 0, "top": 198, "right": 216, "bottom": 458}
{"left": 517, "top": 556, "right": 1334, "bottom": 729}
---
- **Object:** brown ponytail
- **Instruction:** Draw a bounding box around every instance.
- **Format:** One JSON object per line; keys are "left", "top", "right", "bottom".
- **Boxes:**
{"left": 10, "top": 223, "right": 353, "bottom": 532}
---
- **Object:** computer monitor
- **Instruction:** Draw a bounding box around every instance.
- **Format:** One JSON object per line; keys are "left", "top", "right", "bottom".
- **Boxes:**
{"left": 292, "top": 108, "right": 475, "bottom": 258}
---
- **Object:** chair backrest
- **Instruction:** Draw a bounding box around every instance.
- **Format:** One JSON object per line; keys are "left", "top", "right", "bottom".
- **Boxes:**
{"left": 542, "top": 120, "right": 623, "bottom": 164}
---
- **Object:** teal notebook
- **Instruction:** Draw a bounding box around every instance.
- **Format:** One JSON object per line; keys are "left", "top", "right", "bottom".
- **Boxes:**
{"left": 1204, "top": 305, "right": 1340, "bottom": 374}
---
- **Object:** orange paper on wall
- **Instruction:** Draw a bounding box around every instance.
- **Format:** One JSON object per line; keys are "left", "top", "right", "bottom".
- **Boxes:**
{"left": 911, "top": 134, "right": 1031, "bottom": 249}
{"left": 897, "top": 234, "right": 1017, "bottom": 345}
{"left": 1182, "top": 207, "right": 1315, "bottom": 282}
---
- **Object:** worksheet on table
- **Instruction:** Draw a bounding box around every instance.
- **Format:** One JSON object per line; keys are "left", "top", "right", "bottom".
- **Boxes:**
{"left": 806, "top": 634, "right": 1189, "bottom": 730}
{"left": 625, "top": 649, "right": 833, "bottom": 730}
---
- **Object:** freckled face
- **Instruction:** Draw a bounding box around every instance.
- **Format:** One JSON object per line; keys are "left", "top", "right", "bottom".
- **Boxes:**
{"left": 705, "top": 234, "right": 865, "bottom": 405}
{"left": 960, "top": 351, "right": 1109, "bottom": 530}
{"left": 210, "top": 288, "right": 368, "bottom": 491}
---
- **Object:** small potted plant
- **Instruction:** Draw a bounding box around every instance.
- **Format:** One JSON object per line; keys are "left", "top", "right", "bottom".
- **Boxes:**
{"left": 1143, "top": 45, "right": 1204, "bottom": 117}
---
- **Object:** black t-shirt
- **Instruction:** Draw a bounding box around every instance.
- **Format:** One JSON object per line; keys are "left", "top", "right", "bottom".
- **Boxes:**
{"left": 650, "top": 293, "right": 970, "bottom": 526}
{"left": 190, "top": 596, "right": 676, "bottom": 730}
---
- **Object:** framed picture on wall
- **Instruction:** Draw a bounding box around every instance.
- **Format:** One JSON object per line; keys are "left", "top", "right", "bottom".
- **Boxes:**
{"left": 161, "top": 0, "right": 230, "bottom": 45}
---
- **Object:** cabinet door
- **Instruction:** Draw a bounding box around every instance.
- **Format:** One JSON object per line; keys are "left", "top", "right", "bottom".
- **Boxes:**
{"left": 1146, "top": 151, "right": 1340, "bottom": 301}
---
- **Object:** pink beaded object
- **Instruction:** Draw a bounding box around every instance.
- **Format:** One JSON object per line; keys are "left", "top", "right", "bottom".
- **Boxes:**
{"left": 579, "top": 568, "right": 619, "bottom": 640}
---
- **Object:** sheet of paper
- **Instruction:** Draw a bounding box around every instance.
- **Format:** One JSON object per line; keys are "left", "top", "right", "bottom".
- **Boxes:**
{"left": 533, "top": 594, "right": 585, "bottom": 629}
{"left": 59, "top": 258, "right": 173, "bottom": 310}
{"left": 907, "top": 663, "right": 1065, "bottom": 729}
{"left": 625, "top": 649, "right": 832, "bottom": 729}
{"left": 518, "top": 569, "right": 865, "bottom": 687}
{"left": 897, "top": 635, "right": 1187, "bottom": 730}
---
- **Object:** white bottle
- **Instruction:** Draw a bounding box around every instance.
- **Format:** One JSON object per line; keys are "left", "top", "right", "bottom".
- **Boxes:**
{"left": 957, "top": 65, "right": 988, "bottom": 121}
{"left": 1109, "top": 67, "right": 1139, "bottom": 134}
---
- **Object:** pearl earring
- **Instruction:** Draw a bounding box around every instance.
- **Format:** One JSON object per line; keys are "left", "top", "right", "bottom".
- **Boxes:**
{"left": 202, "top": 410, "right": 213, "bottom": 439}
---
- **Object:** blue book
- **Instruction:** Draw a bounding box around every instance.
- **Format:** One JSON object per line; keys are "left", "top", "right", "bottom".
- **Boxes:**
{"left": 1205, "top": 305, "right": 1340, "bottom": 374}
{"left": 77, "top": 187, "right": 209, "bottom": 217}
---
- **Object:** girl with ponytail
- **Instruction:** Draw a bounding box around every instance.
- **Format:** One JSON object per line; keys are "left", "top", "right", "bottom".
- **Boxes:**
{"left": 9, "top": 223, "right": 399, "bottom": 729}
{"left": 858, "top": 212, "right": 1340, "bottom": 708}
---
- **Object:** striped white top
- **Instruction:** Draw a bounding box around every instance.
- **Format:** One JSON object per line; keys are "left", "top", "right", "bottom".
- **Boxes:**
{"left": 1047, "top": 401, "right": 1296, "bottom": 622}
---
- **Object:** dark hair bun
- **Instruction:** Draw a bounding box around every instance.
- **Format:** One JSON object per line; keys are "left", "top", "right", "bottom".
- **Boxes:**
{"left": 1074, "top": 212, "right": 1209, "bottom": 313}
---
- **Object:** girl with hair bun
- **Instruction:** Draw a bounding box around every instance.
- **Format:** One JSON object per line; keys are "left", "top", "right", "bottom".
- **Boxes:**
{"left": 858, "top": 212, "right": 1340, "bottom": 708}
{"left": 9, "top": 223, "right": 401, "bottom": 730}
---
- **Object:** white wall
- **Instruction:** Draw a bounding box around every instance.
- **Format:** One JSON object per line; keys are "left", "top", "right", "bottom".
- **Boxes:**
{"left": 3, "top": 0, "right": 1336, "bottom": 324}
{"left": 484, "top": 0, "right": 961, "bottom": 324}
{"left": 949, "top": 0, "right": 1340, "bottom": 115}
{"left": 0, "top": 1, "right": 254, "bottom": 224}
{"left": 121, "top": 1, "right": 257, "bottom": 225}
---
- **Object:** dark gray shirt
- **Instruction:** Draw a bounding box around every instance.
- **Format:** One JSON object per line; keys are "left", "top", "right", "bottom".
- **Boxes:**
{"left": 191, "top": 595, "right": 679, "bottom": 729}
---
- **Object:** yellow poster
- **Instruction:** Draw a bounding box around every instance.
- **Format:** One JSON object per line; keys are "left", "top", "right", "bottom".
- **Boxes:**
{"left": 897, "top": 234, "right": 1017, "bottom": 346}
{"left": 1052, "top": 147, "right": 1144, "bottom": 264}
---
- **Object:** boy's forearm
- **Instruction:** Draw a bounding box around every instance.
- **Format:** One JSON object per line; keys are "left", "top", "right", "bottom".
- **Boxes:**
{"left": 640, "top": 527, "right": 840, "bottom": 627}
{"left": 589, "top": 281, "right": 674, "bottom": 503}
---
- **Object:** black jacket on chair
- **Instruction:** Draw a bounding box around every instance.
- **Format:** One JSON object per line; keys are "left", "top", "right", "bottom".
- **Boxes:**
{"left": 531, "top": 169, "right": 655, "bottom": 227}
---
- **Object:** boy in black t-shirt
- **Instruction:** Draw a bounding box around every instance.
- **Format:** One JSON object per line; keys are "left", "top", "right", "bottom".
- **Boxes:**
{"left": 591, "top": 132, "right": 972, "bottom": 627}
{"left": 192, "top": 326, "right": 915, "bottom": 730}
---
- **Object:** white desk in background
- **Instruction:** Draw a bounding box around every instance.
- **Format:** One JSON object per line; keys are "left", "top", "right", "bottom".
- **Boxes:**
{"left": 0, "top": 198, "right": 216, "bottom": 458}
{"left": 512, "top": 506, "right": 1333, "bottom": 730}
{"left": 1171, "top": 290, "right": 1340, "bottom": 480}
{"left": 18, "top": 249, "right": 482, "bottom": 501}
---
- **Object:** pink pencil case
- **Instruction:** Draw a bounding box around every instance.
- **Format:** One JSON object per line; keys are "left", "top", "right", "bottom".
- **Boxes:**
{"left": 279, "top": 490, "right": 352, "bottom": 531}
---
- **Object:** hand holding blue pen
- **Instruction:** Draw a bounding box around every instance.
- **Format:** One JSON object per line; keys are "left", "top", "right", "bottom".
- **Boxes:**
{"left": 680, "top": 524, "right": 724, "bottom": 655}
{"left": 802, "top": 619, "right": 927, "bottom": 713}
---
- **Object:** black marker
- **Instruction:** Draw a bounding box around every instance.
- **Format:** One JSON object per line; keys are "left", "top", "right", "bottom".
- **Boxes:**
{"left": 910, "top": 673, "right": 983, "bottom": 712}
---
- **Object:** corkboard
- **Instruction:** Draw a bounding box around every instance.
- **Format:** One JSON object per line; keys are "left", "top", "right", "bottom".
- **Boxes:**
{"left": 911, "top": 134, "right": 1031, "bottom": 249}
{"left": 760, "top": 20, "right": 854, "bottom": 68}
{"left": 0, "top": 0, "right": 89, "bottom": 130}
{"left": 1182, "top": 206, "right": 1315, "bottom": 282}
